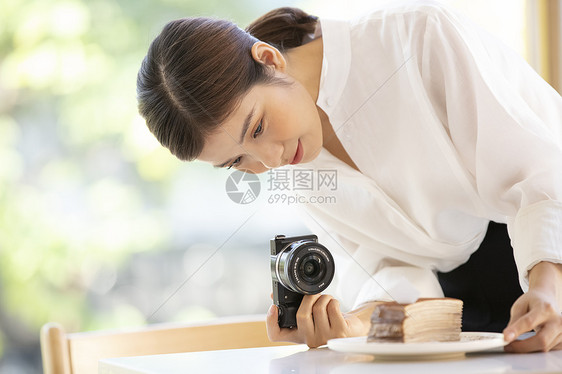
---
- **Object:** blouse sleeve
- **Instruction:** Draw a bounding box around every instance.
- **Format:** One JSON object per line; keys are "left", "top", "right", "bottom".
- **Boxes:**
{"left": 417, "top": 4, "right": 562, "bottom": 291}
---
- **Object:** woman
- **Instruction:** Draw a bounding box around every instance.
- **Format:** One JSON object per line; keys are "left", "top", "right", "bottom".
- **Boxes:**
{"left": 137, "top": 2, "right": 562, "bottom": 352}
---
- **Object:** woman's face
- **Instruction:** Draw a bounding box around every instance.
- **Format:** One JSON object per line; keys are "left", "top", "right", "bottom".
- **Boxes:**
{"left": 198, "top": 73, "right": 323, "bottom": 174}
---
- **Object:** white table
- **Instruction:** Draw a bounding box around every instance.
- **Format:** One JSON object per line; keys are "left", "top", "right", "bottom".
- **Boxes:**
{"left": 99, "top": 344, "right": 562, "bottom": 374}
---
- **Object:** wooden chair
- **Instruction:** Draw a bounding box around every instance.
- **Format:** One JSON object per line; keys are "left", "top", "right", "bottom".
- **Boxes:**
{"left": 40, "top": 315, "right": 292, "bottom": 374}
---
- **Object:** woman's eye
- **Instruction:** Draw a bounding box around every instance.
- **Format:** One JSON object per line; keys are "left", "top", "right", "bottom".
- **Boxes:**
{"left": 227, "top": 156, "right": 241, "bottom": 170}
{"left": 253, "top": 121, "right": 263, "bottom": 138}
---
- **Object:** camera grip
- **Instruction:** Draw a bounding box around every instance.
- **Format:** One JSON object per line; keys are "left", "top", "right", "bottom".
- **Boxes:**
{"left": 278, "top": 304, "right": 300, "bottom": 329}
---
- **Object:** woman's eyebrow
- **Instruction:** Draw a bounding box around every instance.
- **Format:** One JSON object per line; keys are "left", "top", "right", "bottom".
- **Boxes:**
{"left": 213, "top": 106, "right": 255, "bottom": 168}
{"left": 238, "top": 106, "right": 255, "bottom": 144}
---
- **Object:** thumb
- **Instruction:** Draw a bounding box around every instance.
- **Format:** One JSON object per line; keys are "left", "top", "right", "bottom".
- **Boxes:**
{"left": 266, "top": 304, "right": 300, "bottom": 343}
{"left": 266, "top": 305, "right": 281, "bottom": 341}
{"left": 503, "top": 298, "right": 529, "bottom": 342}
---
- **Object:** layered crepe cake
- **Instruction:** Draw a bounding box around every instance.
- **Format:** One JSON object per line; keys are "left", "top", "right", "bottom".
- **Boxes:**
{"left": 367, "top": 298, "right": 463, "bottom": 343}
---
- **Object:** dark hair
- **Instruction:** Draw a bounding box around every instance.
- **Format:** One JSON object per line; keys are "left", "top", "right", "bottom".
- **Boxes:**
{"left": 136, "top": 7, "right": 318, "bottom": 161}
{"left": 245, "top": 7, "right": 318, "bottom": 52}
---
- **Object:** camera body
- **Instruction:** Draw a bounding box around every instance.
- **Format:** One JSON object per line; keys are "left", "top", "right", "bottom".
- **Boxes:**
{"left": 270, "top": 234, "right": 335, "bottom": 328}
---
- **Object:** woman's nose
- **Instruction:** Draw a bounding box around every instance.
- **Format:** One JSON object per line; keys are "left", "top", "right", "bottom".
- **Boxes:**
{"left": 253, "top": 142, "right": 283, "bottom": 169}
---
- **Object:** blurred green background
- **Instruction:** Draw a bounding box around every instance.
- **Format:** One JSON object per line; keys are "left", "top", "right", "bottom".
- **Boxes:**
{"left": 0, "top": 0, "right": 308, "bottom": 371}
{"left": 0, "top": 0, "right": 527, "bottom": 372}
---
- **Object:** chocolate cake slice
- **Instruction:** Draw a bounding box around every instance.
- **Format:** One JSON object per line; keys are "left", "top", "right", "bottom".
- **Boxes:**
{"left": 367, "top": 298, "right": 463, "bottom": 343}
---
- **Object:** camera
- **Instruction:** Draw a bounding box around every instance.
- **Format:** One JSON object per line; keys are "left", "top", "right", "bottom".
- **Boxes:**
{"left": 270, "top": 234, "right": 335, "bottom": 328}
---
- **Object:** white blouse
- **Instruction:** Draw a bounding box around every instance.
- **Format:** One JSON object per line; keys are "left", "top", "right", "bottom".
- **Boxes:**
{"left": 290, "top": 1, "right": 562, "bottom": 311}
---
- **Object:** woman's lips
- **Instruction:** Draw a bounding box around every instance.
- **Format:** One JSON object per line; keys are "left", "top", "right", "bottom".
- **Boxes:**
{"left": 290, "top": 139, "right": 304, "bottom": 165}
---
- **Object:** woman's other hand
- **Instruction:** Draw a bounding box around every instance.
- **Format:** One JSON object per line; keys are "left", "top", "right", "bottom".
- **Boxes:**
{"left": 503, "top": 262, "right": 562, "bottom": 352}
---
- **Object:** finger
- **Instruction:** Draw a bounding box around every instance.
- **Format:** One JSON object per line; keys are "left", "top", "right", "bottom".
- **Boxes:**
{"left": 547, "top": 331, "right": 562, "bottom": 352}
{"left": 296, "top": 294, "right": 323, "bottom": 346}
{"left": 312, "top": 295, "right": 334, "bottom": 335}
{"left": 550, "top": 332, "right": 562, "bottom": 351}
{"left": 503, "top": 308, "right": 545, "bottom": 343}
{"left": 266, "top": 305, "right": 300, "bottom": 343}
{"left": 503, "top": 299, "right": 529, "bottom": 342}
{"left": 326, "top": 298, "right": 347, "bottom": 334}
{"left": 504, "top": 321, "right": 558, "bottom": 353}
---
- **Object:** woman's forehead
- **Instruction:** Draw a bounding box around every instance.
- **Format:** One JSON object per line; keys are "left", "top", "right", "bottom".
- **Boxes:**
{"left": 197, "top": 91, "right": 258, "bottom": 162}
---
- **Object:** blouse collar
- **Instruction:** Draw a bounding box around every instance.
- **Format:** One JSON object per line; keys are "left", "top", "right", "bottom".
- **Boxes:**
{"left": 316, "top": 18, "right": 352, "bottom": 118}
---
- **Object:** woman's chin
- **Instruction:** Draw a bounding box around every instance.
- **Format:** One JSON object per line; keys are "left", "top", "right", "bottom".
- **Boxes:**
{"left": 306, "top": 147, "right": 322, "bottom": 163}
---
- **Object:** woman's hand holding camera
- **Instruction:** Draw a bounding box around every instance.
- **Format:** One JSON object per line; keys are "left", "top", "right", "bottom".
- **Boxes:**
{"left": 266, "top": 295, "right": 373, "bottom": 348}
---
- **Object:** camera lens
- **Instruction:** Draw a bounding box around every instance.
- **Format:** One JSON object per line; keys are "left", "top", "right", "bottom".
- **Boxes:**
{"left": 273, "top": 240, "right": 334, "bottom": 294}
{"left": 300, "top": 254, "right": 324, "bottom": 283}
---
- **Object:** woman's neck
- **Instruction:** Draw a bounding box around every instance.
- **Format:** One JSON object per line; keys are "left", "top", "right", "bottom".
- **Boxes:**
{"left": 284, "top": 37, "right": 324, "bottom": 103}
{"left": 285, "top": 38, "right": 359, "bottom": 172}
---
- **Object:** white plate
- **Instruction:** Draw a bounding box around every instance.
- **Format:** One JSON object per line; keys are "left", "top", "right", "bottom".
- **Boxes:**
{"left": 327, "top": 332, "right": 507, "bottom": 360}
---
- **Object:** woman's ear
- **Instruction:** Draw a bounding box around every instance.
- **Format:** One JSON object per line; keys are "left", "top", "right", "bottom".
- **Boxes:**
{"left": 251, "top": 42, "right": 286, "bottom": 72}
